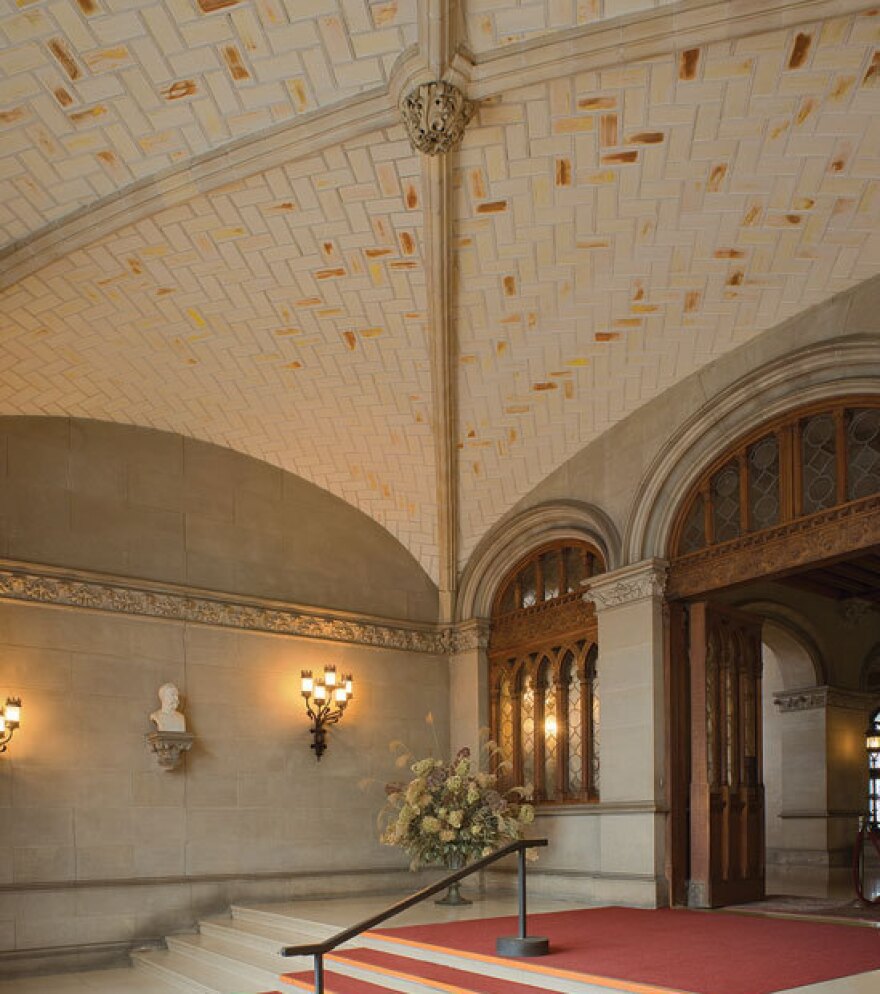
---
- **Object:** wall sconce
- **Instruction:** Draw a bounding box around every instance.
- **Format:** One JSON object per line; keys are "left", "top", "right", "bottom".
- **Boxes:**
{"left": 0, "top": 698, "right": 22, "bottom": 753}
{"left": 301, "top": 666, "right": 352, "bottom": 760}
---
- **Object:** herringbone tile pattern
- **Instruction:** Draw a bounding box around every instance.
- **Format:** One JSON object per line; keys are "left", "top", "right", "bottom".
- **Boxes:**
{"left": 0, "top": 127, "right": 439, "bottom": 579}
{"left": 465, "top": 0, "right": 656, "bottom": 53}
{"left": 1, "top": 5, "right": 879, "bottom": 580}
{"left": 454, "top": 13, "right": 880, "bottom": 561}
{"left": 0, "top": 0, "right": 416, "bottom": 245}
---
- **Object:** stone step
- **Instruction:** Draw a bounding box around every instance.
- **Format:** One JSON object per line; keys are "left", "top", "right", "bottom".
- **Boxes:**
{"left": 165, "top": 933, "right": 288, "bottom": 989}
{"left": 200, "top": 915, "right": 323, "bottom": 959}
{"left": 132, "top": 946, "right": 273, "bottom": 994}
{"left": 328, "top": 946, "right": 559, "bottom": 994}
{"left": 231, "top": 905, "right": 339, "bottom": 941}
{"left": 283, "top": 969, "right": 401, "bottom": 994}
{"left": 355, "top": 932, "right": 590, "bottom": 994}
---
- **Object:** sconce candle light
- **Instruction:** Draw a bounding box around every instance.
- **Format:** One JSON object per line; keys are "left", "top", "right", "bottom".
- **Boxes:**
{"left": 301, "top": 666, "right": 352, "bottom": 760}
{"left": 0, "top": 697, "right": 22, "bottom": 753}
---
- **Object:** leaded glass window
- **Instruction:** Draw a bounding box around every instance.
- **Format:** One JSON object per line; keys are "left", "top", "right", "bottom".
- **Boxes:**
{"left": 590, "top": 660, "right": 600, "bottom": 795}
{"left": 672, "top": 400, "right": 880, "bottom": 559}
{"left": 847, "top": 408, "right": 880, "bottom": 501}
{"left": 801, "top": 413, "right": 837, "bottom": 514}
{"left": 711, "top": 461, "right": 741, "bottom": 543}
{"left": 679, "top": 493, "right": 706, "bottom": 554}
{"left": 498, "top": 673, "right": 515, "bottom": 783}
{"left": 564, "top": 653, "right": 583, "bottom": 795}
{"left": 495, "top": 541, "right": 602, "bottom": 613}
{"left": 747, "top": 435, "right": 779, "bottom": 531}
{"left": 490, "top": 541, "right": 603, "bottom": 805}
{"left": 521, "top": 674, "right": 535, "bottom": 788}
{"left": 542, "top": 662, "right": 557, "bottom": 801}
{"left": 541, "top": 550, "right": 561, "bottom": 600}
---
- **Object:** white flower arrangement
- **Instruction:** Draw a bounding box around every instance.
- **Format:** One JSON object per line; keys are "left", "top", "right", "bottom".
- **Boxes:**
{"left": 380, "top": 742, "right": 534, "bottom": 870}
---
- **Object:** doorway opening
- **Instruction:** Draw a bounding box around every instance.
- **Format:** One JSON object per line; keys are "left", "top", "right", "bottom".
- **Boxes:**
{"left": 664, "top": 398, "right": 880, "bottom": 909}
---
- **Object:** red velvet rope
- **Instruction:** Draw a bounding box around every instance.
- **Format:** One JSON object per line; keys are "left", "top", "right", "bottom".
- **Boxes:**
{"left": 852, "top": 825, "right": 880, "bottom": 905}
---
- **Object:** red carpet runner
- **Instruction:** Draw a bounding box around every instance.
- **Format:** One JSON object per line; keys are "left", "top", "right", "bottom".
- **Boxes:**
{"left": 363, "top": 907, "right": 880, "bottom": 994}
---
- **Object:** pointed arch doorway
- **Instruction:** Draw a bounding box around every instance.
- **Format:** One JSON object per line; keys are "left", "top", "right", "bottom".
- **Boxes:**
{"left": 665, "top": 398, "right": 880, "bottom": 908}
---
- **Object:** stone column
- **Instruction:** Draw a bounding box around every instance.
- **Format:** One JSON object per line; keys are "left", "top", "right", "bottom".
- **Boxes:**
{"left": 773, "top": 685, "right": 872, "bottom": 892}
{"left": 448, "top": 619, "right": 491, "bottom": 760}
{"left": 583, "top": 559, "right": 669, "bottom": 902}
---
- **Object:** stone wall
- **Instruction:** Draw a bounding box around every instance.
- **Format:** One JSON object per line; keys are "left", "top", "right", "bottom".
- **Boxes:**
{"left": 0, "top": 418, "right": 438, "bottom": 623}
{"left": 0, "top": 420, "right": 447, "bottom": 974}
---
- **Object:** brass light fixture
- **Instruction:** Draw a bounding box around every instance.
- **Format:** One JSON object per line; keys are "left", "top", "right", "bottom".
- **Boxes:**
{"left": 0, "top": 698, "right": 22, "bottom": 753}
{"left": 300, "top": 666, "right": 353, "bottom": 760}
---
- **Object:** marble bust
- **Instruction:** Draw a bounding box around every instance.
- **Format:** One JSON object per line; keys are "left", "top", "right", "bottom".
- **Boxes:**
{"left": 150, "top": 683, "right": 186, "bottom": 733}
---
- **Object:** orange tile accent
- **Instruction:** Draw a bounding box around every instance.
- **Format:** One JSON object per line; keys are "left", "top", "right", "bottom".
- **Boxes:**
{"left": 601, "top": 151, "right": 638, "bottom": 165}
{"left": 222, "top": 45, "right": 250, "bottom": 81}
{"left": 47, "top": 37, "right": 81, "bottom": 81}
{"left": 577, "top": 96, "right": 616, "bottom": 110}
{"left": 162, "top": 80, "right": 198, "bottom": 100}
{"left": 679, "top": 49, "right": 700, "bottom": 80}
{"left": 476, "top": 200, "right": 508, "bottom": 214}
{"left": 788, "top": 32, "right": 812, "bottom": 69}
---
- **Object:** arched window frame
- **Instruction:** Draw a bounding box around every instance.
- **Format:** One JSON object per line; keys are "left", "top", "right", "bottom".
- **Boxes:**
{"left": 670, "top": 397, "right": 880, "bottom": 559}
{"left": 489, "top": 540, "right": 604, "bottom": 805}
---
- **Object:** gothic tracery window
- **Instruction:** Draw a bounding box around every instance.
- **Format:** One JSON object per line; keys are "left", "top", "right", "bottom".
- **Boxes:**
{"left": 489, "top": 541, "right": 603, "bottom": 804}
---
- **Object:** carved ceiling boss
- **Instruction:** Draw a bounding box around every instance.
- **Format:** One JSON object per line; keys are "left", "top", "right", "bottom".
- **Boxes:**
{"left": 401, "top": 81, "right": 475, "bottom": 156}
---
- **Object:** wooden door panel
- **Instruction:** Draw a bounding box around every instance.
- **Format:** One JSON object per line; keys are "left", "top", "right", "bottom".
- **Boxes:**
{"left": 688, "top": 602, "right": 765, "bottom": 908}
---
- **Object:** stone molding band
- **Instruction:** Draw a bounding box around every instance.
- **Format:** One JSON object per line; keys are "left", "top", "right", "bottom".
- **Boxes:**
{"left": 0, "top": 560, "right": 491, "bottom": 655}
{"left": 0, "top": 864, "right": 425, "bottom": 894}
{"left": 773, "top": 685, "right": 876, "bottom": 713}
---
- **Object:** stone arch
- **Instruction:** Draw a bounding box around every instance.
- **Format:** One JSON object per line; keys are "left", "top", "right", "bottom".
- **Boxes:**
{"left": 456, "top": 500, "right": 622, "bottom": 622}
{"left": 731, "top": 600, "right": 827, "bottom": 687}
{"left": 625, "top": 337, "right": 880, "bottom": 564}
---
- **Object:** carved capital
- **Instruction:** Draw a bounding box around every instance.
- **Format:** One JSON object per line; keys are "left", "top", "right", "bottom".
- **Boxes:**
{"left": 774, "top": 685, "right": 875, "bottom": 714}
{"left": 445, "top": 618, "right": 491, "bottom": 654}
{"left": 401, "top": 81, "right": 475, "bottom": 156}
{"left": 583, "top": 559, "right": 668, "bottom": 610}
{"left": 146, "top": 730, "right": 195, "bottom": 771}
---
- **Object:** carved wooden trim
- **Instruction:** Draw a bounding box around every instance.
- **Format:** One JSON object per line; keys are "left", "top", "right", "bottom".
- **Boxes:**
{"left": 668, "top": 494, "right": 880, "bottom": 599}
{"left": 489, "top": 594, "right": 597, "bottom": 655}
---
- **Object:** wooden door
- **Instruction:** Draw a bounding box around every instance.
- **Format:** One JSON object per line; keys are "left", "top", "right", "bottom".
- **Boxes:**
{"left": 688, "top": 602, "right": 765, "bottom": 908}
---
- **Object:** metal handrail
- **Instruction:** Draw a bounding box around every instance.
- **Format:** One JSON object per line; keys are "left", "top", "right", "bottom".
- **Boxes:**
{"left": 280, "top": 837, "right": 548, "bottom": 994}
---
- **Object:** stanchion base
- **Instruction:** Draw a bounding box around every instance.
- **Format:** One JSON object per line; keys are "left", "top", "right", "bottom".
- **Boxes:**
{"left": 495, "top": 936, "right": 550, "bottom": 957}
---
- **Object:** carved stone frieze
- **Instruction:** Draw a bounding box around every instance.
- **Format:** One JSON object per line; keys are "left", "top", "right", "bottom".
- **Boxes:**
{"left": 0, "top": 561, "right": 543, "bottom": 657}
{"left": 400, "top": 81, "right": 475, "bottom": 155}
{"left": 583, "top": 560, "right": 668, "bottom": 610}
{"left": 774, "top": 685, "right": 875, "bottom": 713}
{"left": 668, "top": 494, "right": 880, "bottom": 599}
{"left": 0, "top": 562, "right": 448, "bottom": 654}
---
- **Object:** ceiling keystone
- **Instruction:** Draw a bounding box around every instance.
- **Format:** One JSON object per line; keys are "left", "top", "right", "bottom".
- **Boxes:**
{"left": 400, "top": 81, "right": 475, "bottom": 156}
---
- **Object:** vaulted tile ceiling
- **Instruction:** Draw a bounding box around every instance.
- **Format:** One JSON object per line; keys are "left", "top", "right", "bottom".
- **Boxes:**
{"left": 1, "top": 0, "right": 878, "bottom": 587}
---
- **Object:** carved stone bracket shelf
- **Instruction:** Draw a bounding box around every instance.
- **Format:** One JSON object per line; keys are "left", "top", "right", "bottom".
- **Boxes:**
{"left": 146, "top": 731, "right": 195, "bottom": 771}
